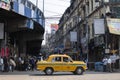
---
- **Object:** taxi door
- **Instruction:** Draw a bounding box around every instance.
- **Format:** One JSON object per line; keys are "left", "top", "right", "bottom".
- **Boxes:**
{"left": 51, "top": 56, "right": 63, "bottom": 71}
{"left": 62, "top": 57, "right": 75, "bottom": 71}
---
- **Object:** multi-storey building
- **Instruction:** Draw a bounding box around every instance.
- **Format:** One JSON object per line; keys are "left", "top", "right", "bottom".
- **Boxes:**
{"left": 48, "top": 0, "right": 120, "bottom": 69}
{"left": 0, "top": 0, "right": 45, "bottom": 57}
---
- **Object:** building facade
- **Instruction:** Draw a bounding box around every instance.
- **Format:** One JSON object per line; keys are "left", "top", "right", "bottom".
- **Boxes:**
{"left": 0, "top": 0, "right": 45, "bottom": 57}
{"left": 48, "top": 0, "right": 120, "bottom": 69}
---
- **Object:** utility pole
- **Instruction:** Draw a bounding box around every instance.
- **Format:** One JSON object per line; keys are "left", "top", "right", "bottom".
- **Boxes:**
{"left": 36, "top": 0, "right": 38, "bottom": 8}
{"left": 102, "top": 0, "right": 109, "bottom": 55}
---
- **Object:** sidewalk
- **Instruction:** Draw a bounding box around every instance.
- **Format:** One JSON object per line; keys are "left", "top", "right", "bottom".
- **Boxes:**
{"left": 87, "top": 69, "right": 120, "bottom": 73}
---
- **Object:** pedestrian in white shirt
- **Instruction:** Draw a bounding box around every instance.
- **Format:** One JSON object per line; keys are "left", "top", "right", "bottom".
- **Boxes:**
{"left": 107, "top": 56, "right": 112, "bottom": 72}
{"left": 0, "top": 57, "right": 4, "bottom": 71}
{"left": 102, "top": 56, "right": 108, "bottom": 72}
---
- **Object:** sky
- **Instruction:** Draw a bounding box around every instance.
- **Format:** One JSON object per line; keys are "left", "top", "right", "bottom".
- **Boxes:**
{"left": 29, "top": 0, "right": 70, "bottom": 45}
{"left": 29, "top": 0, "right": 70, "bottom": 33}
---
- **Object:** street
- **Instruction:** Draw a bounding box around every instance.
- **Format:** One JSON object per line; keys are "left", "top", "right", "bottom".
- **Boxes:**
{"left": 0, "top": 70, "right": 120, "bottom": 80}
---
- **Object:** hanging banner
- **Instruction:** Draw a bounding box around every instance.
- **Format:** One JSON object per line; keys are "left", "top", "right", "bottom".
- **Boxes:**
{"left": 1, "top": 48, "right": 5, "bottom": 57}
{"left": 94, "top": 19, "right": 105, "bottom": 34}
{"left": 70, "top": 31, "right": 77, "bottom": 42}
{"left": 107, "top": 18, "right": 120, "bottom": 35}
{"left": 1, "top": 0, "right": 10, "bottom": 4}
{"left": 5, "top": 47, "right": 9, "bottom": 57}
{"left": 0, "top": 0, "right": 10, "bottom": 10}
{"left": 51, "top": 24, "right": 59, "bottom": 34}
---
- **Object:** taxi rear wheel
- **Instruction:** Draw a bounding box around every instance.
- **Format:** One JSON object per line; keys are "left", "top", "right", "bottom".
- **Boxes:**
{"left": 45, "top": 68, "right": 53, "bottom": 75}
{"left": 75, "top": 67, "right": 84, "bottom": 75}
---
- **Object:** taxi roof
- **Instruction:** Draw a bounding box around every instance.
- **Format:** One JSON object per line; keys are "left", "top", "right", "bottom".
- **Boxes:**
{"left": 49, "top": 54, "right": 69, "bottom": 57}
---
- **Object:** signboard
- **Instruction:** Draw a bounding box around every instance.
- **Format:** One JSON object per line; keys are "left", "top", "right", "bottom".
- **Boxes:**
{"left": 107, "top": 18, "right": 120, "bottom": 35}
{"left": 1, "top": 0, "right": 10, "bottom": 4}
{"left": 70, "top": 31, "right": 77, "bottom": 42}
{"left": 0, "top": 23, "right": 4, "bottom": 39}
{"left": 94, "top": 19, "right": 105, "bottom": 34}
{"left": 0, "top": 1, "right": 10, "bottom": 10}
{"left": 51, "top": 24, "right": 59, "bottom": 34}
{"left": 105, "top": 49, "right": 110, "bottom": 54}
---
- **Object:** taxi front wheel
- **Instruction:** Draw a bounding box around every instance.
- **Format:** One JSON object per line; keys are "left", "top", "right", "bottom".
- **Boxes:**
{"left": 75, "top": 67, "right": 84, "bottom": 75}
{"left": 45, "top": 68, "right": 53, "bottom": 75}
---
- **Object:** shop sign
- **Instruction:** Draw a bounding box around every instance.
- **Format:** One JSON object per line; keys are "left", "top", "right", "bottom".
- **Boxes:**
{"left": 107, "top": 18, "right": 120, "bottom": 35}
{"left": 1, "top": 0, "right": 10, "bottom": 4}
{"left": 0, "top": 1, "right": 10, "bottom": 10}
{"left": 105, "top": 49, "right": 110, "bottom": 54}
{"left": 70, "top": 31, "right": 77, "bottom": 42}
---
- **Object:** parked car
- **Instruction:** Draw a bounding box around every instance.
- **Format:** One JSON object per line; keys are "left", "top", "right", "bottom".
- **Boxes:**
{"left": 36, "top": 54, "right": 87, "bottom": 75}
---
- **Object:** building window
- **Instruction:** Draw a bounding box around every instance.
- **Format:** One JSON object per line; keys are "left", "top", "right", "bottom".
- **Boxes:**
{"left": 21, "top": 0, "right": 26, "bottom": 5}
{"left": 52, "top": 57, "right": 61, "bottom": 62}
{"left": 32, "top": 5, "right": 36, "bottom": 11}
{"left": 95, "top": 0, "right": 99, "bottom": 2}
{"left": 27, "top": 2, "right": 31, "bottom": 9}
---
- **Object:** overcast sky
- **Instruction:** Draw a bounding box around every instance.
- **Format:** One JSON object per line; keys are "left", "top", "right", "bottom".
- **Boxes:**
{"left": 29, "top": 0, "right": 70, "bottom": 45}
{"left": 29, "top": 0, "right": 70, "bottom": 17}
{"left": 29, "top": 0, "right": 70, "bottom": 31}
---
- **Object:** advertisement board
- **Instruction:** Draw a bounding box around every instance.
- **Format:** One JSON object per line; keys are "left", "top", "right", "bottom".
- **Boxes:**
{"left": 0, "top": 1, "right": 10, "bottom": 10}
{"left": 70, "top": 31, "right": 77, "bottom": 42}
{"left": 107, "top": 18, "right": 120, "bottom": 35}
{"left": 51, "top": 24, "right": 59, "bottom": 34}
{"left": 94, "top": 19, "right": 105, "bottom": 34}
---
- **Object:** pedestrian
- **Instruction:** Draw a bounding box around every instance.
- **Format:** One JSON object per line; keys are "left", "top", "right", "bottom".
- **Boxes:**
{"left": 0, "top": 56, "right": 4, "bottom": 72}
{"left": 29, "top": 57, "right": 35, "bottom": 71}
{"left": 110, "top": 54, "right": 117, "bottom": 72}
{"left": 107, "top": 56, "right": 112, "bottom": 72}
{"left": 9, "top": 57, "right": 16, "bottom": 72}
{"left": 3, "top": 56, "right": 9, "bottom": 72}
{"left": 102, "top": 56, "right": 108, "bottom": 72}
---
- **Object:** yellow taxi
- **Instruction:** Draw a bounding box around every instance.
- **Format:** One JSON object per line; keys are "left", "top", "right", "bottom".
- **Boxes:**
{"left": 36, "top": 54, "right": 87, "bottom": 75}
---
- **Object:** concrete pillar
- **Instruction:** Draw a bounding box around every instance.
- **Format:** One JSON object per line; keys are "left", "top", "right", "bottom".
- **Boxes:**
{"left": 19, "top": 40, "right": 26, "bottom": 57}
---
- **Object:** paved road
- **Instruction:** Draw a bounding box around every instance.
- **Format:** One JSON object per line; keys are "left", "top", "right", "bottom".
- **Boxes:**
{"left": 0, "top": 70, "right": 120, "bottom": 80}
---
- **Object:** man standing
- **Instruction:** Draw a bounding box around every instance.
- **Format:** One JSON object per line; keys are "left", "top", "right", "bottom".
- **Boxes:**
{"left": 0, "top": 57, "right": 4, "bottom": 72}
{"left": 102, "top": 56, "right": 108, "bottom": 72}
{"left": 9, "top": 57, "right": 16, "bottom": 72}
{"left": 107, "top": 56, "right": 112, "bottom": 72}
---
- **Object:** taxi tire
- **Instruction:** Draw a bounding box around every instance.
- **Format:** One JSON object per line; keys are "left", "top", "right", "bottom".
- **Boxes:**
{"left": 75, "top": 67, "right": 83, "bottom": 75}
{"left": 45, "top": 68, "right": 53, "bottom": 75}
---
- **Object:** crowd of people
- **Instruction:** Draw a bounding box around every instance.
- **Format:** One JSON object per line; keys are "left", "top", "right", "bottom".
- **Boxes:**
{"left": 102, "top": 54, "right": 119, "bottom": 72}
{"left": 0, "top": 56, "right": 39, "bottom": 72}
